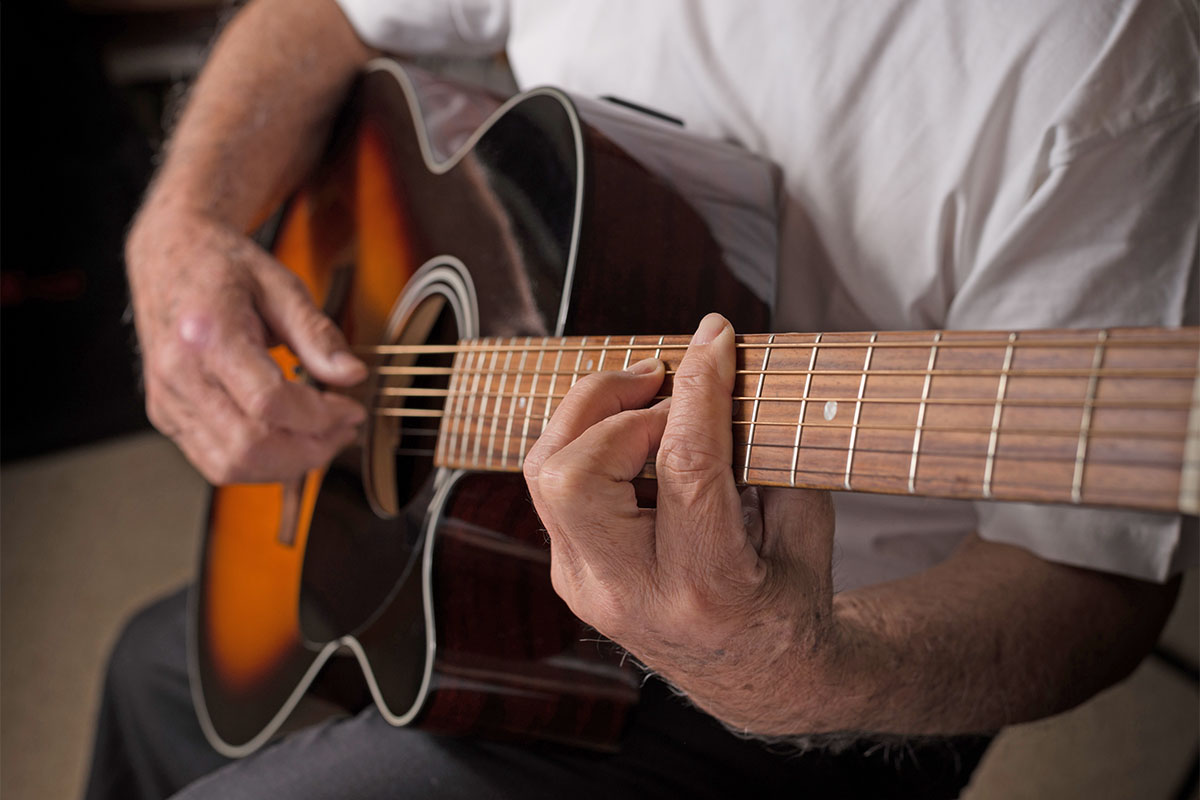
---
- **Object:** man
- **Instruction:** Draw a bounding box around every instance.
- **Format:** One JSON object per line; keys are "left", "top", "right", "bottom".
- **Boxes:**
{"left": 89, "top": 0, "right": 1197, "bottom": 797}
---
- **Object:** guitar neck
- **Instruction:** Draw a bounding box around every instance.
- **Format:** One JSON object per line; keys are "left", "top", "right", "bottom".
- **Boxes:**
{"left": 409, "top": 327, "right": 1200, "bottom": 514}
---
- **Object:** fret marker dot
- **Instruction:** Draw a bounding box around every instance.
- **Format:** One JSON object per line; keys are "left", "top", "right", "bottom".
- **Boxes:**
{"left": 586, "top": 359, "right": 594, "bottom": 371}
{"left": 823, "top": 400, "right": 838, "bottom": 421}
{"left": 518, "top": 398, "right": 527, "bottom": 409}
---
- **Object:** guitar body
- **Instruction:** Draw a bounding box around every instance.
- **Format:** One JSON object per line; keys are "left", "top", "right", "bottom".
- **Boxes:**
{"left": 192, "top": 61, "right": 771, "bottom": 756}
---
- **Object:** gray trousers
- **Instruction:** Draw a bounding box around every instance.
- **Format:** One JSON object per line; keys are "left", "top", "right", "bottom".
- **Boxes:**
{"left": 83, "top": 589, "right": 990, "bottom": 799}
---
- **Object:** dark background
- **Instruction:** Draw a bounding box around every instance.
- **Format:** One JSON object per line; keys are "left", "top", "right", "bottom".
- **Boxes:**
{"left": 1, "top": 1, "right": 224, "bottom": 461}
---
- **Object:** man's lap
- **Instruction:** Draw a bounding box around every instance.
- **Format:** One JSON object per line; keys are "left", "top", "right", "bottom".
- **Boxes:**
{"left": 92, "top": 588, "right": 991, "bottom": 799}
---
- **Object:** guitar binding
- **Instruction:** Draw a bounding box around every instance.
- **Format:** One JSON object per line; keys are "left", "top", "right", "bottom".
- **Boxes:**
{"left": 365, "top": 257, "right": 478, "bottom": 519}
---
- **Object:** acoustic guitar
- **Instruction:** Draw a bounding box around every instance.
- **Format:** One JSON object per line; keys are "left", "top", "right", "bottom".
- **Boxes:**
{"left": 191, "top": 60, "right": 1200, "bottom": 758}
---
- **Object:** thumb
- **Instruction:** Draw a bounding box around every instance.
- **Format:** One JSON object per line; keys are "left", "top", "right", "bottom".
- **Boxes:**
{"left": 252, "top": 255, "right": 367, "bottom": 386}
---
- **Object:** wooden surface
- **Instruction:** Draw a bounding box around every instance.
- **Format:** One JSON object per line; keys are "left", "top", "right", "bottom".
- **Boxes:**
{"left": 430, "top": 328, "right": 1200, "bottom": 514}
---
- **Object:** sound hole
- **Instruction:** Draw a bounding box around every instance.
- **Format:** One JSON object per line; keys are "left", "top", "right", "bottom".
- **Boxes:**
{"left": 367, "top": 292, "right": 459, "bottom": 518}
{"left": 298, "top": 290, "right": 460, "bottom": 647}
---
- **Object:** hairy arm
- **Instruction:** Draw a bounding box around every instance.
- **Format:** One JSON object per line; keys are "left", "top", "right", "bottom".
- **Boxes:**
{"left": 142, "top": 0, "right": 369, "bottom": 229}
{"left": 126, "top": 0, "right": 375, "bottom": 483}
{"left": 774, "top": 533, "right": 1180, "bottom": 736}
{"left": 525, "top": 315, "right": 1181, "bottom": 738}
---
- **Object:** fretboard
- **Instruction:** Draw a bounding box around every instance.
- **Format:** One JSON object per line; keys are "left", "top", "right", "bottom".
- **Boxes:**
{"left": 381, "top": 327, "right": 1200, "bottom": 514}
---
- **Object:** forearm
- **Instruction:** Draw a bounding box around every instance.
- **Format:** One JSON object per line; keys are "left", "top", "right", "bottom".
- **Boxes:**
{"left": 780, "top": 534, "right": 1179, "bottom": 736}
{"left": 121, "top": 0, "right": 375, "bottom": 484}
{"left": 138, "top": 0, "right": 370, "bottom": 231}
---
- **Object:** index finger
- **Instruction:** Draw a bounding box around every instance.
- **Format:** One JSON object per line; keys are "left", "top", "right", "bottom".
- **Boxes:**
{"left": 181, "top": 304, "right": 365, "bottom": 435}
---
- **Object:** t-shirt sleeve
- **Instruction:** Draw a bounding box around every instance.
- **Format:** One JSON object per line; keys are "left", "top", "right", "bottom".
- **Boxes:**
{"left": 946, "top": 93, "right": 1198, "bottom": 583}
{"left": 335, "top": 0, "right": 510, "bottom": 57}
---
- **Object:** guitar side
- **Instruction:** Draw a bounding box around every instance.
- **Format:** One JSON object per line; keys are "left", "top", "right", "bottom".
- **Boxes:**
{"left": 191, "top": 81, "right": 426, "bottom": 755}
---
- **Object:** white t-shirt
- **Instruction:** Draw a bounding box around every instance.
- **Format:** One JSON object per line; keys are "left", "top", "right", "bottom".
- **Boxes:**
{"left": 336, "top": 0, "right": 1199, "bottom": 586}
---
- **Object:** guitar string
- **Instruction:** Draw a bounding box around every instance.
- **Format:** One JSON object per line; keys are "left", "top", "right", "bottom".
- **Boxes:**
{"left": 370, "top": 364, "right": 1198, "bottom": 380}
{"left": 375, "top": 405, "right": 1190, "bottom": 441}
{"left": 370, "top": 436, "right": 1191, "bottom": 498}
{"left": 358, "top": 335, "right": 1197, "bottom": 476}
{"left": 353, "top": 335, "right": 1200, "bottom": 355}
{"left": 388, "top": 415, "right": 1196, "bottom": 471}
{"left": 374, "top": 386, "right": 1196, "bottom": 412}
{"left": 378, "top": 438, "right": 1199, "bottom": 473}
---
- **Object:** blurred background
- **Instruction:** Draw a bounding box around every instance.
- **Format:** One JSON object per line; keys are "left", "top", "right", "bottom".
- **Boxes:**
{"left": 1, "top": 2, "right": 1196, "bottom": 798}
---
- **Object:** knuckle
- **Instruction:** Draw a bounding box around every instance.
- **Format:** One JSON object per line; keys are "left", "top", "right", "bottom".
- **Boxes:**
{"left": 569, "top": 370, "right": 611, "bottom": 395}
{"left": 148, "top": 340, "right": 186, "bottom": 379}
{"left": 269, "top": 262, "right": 309, "bottom": 296}
{"left": 244, "top": 376, "right": 286, "bottom": 420}
{"left": 670, "top": 368, "right": 716, "bottom": 394}
{"left": 223, "top": 422, "right": 267, "bottom": 476}
{"left": 657, "top": 433, "right": 727, "bottom": 487}
{"left": 522, "top": 443, "right": 547, "bottom": 483}
{"left": 298, "top": 309, "right": 343, "bottom": 348}
{"left": 534, "top": 456, "right": 588, "bottom": 501}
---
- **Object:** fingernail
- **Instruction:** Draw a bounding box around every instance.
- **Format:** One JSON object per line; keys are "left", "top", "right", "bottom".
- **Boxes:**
{"left": 626, "top": 357, "right": 660, "bottom": 375}
{"left": 691, "top": 313, "right": 728, "bottom": 346}
{"left": 331, "top": 350, "right": 366, "bottom": 375}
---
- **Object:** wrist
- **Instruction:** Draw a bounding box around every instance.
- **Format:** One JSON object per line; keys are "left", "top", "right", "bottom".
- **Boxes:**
{"left": 739, "top": 597, "right": 879, "bottom": 736}
{"left": 677, "top": 597, "right": 847, "bottom": 736}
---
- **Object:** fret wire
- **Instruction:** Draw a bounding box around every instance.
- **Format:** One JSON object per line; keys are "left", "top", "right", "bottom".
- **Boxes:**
{"left": 459, "top": 338, "right": 488, "bottom": 465}
{"left": 485, "top": 343, "right": 513, "bottom": 469}
{"left": 398, "top": 443, "right": 1200, "bottom": 474}
{"left": 501, "top": 336, "right": 531, "bottom": 469}
{"left": 443, "top": 345, "right": 467, "bottom": 460}
{"left": 421, "top": 443, "right": 1198, "bottom": 473}
{"left": 373, "top": 385, "right": 1198, "bottom": 411}
{"left": 375, "top": 365, "right": 1197, "bottom": 379}
{"left": 415, "top": 405, "right": 1193, "bottom": 466}
{"left": 597, "top": 335, "right": 612, "bottom": 374}
{"left": 745, "top": 334, "right": 776, "bottom": 483}
{"left": 622, "top": 335, "right": 637, "bottom": 370}
{"left": 435, "top": 349, "right": 459, "bottom": 465}
{"left": 982, "top": 333, "right": 1018, "bottom": 500}
{"left": 1181, "top": 357, "right": 1200, "bottom": 515}
{"left": 725, "top": 441, "right": 1197, "bottom": 470}
{"left": 388, "top": 406, "right": 1188, "bottom": 441}
{"left": 654, "top": 334, "right": 666, "bottom": 361}
{"left": 473, "top": 344, "right": 501, "bottom": 468}
{"left": 428, "top": 427, "right": 1200, "bottom": 473}
{"left": 845, "top": 333, "right": 877, "bottom": 490}
{"left": 542, "top": 338, "right": 567, "bottom": 444}
{"left": 909, "top": 332, "right": 941, "bottom": 494}
{"left": 518, "top": 339, "right": 548, "bottom": 467}
{"left": 446, "top": 346, "right": 474, "bottom": 462}
{"left": 791, "top": 334, "right": 822, "bottom": 486}
{"left": 719, "top": 462, "right": 1184, "bottom": 500}
{"left": 433, "top": 446, "right": 1191, "bottom": 499}
{"left": 432, "top": 448, "right": 1187, "bottom": 492}
{"left": 1072, "top": 331, "right": 1109, "bottom": 503}
{"left": 571, "top": 335, "right": 588, "bottom": 387}
{"left": 357, "top": 335, "right": 1200, "bottom": 355}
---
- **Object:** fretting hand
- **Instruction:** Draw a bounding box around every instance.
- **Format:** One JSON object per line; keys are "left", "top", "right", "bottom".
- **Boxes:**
{"left": 126, "top": 207, "right": 367, "bottom": 484}
{"left": 524, "top": 313, "right": 838, "bottom": 734}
